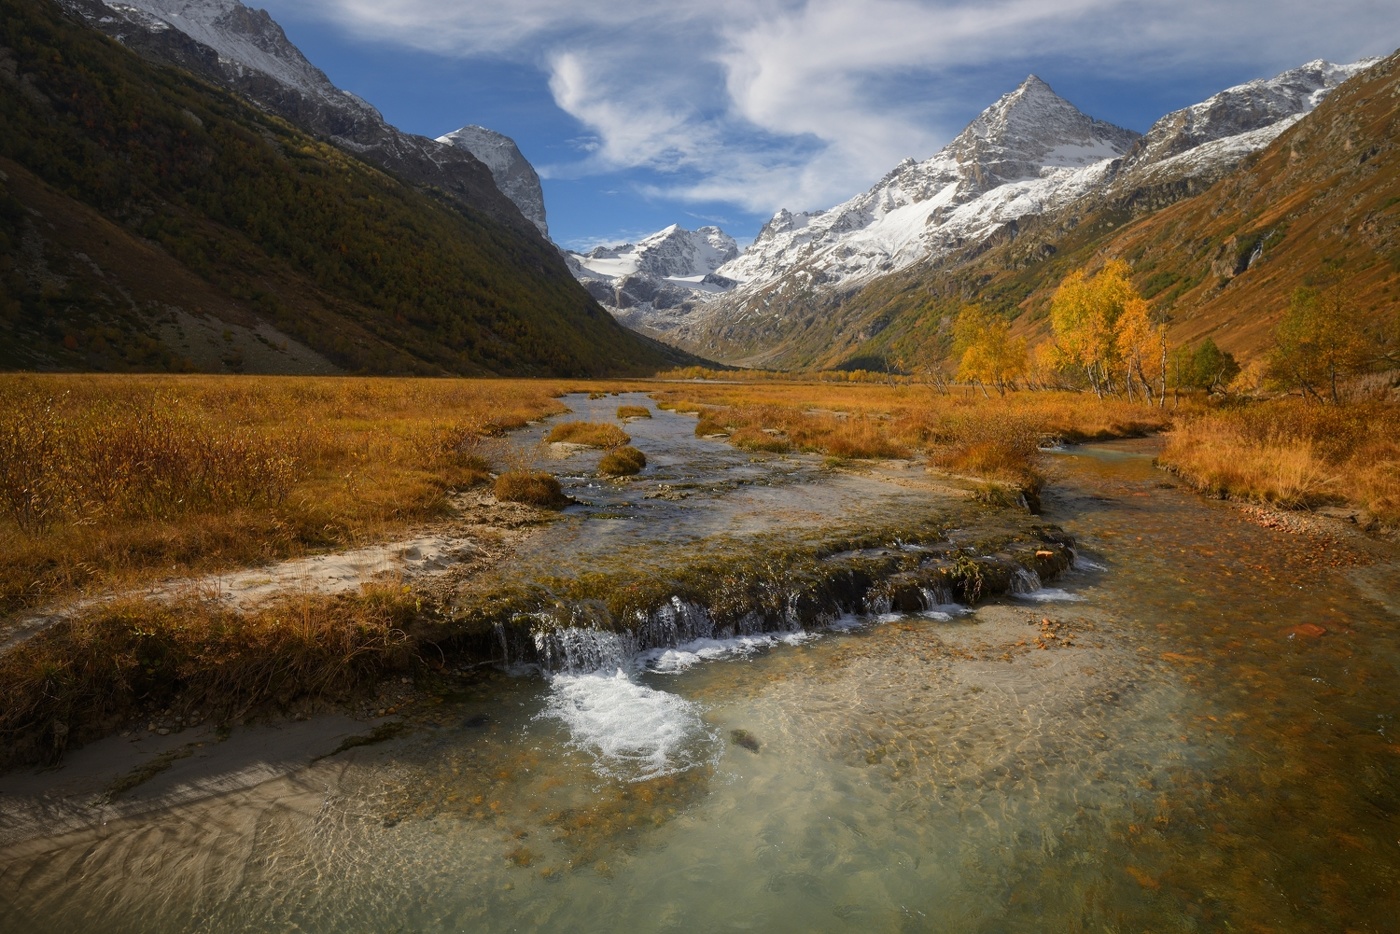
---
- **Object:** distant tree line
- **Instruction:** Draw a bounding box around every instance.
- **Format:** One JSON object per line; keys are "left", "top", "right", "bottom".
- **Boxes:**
{"left": 946, "top": 258, "right": 1396, "bottom": 405}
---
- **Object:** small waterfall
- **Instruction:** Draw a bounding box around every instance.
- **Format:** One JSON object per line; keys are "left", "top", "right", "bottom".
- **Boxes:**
{"left": 864, "top": 591, "right": 894, "bottom": 616}
{"left": 635, "top": 597, "right": 716, "bottom": 651}
{"left": 919, "top": 585, "right": 955, "bottom": 610}
{"left": 1010, "top": 567, "right": 1043, "bottom": 595}
{"left": 532, "top": 625, "right": 636, "bottom": 675}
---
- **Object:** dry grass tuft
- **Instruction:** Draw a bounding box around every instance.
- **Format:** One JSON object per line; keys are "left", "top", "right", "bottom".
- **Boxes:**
{"left": 494, "top": 470, "right": 569, "bottom": 508}
{"left": 545, "top": 421, "right": 631, "bottom": 447}
{"left": 1160, "top": 399, "right": 1400, "bottom": 523}
{"left": 598, "top": 446, "right": 647, "bottom": 476}
{"left": 927, "top": 412, "right": 1045, "bottom": 494}
{"left": 616, "top": 405, "right": 651, "bottom": 420}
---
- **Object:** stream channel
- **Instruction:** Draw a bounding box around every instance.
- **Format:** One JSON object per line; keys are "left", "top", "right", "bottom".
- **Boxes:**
{"left": 2, "top": 394, "right": 1399, "bottom": 931}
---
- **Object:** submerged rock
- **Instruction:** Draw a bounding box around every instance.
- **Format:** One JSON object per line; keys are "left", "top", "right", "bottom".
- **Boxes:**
{"left": 730, "top": 729, "right": 761, "bottom": 753}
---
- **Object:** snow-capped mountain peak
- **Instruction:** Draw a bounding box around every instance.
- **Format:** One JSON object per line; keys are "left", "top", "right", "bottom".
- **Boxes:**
{"left": 572, "top": 225, "right": 739, "bottom": 281}
{"left": 946, "top": 75, "right": 1140, "bottom": 191}
{"left": 94, "top": 0, "right": 371, "bottom": 114}
{"left": 564, "top": 224, "right": 741, "bottom": 333}
{"left": 437, "top": 126, "right": 548, "bottom": 236}
{"left": 649, "top": 58, "right": 1373, "bottom": 360}
{"left": 1121, "top": 58, "right": 1375, "bottom": 174}
{"left": 716, "top": 75, "right": 1138, "bottom": 290}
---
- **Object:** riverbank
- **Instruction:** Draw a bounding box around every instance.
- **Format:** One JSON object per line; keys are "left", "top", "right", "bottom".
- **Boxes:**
{"left": 1157, "top": 396, "right": 1400, "bottom": 529}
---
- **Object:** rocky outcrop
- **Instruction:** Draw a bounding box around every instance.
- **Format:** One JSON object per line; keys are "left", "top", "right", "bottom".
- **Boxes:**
{"left": 438, "top": 125, "right": 549, "bottom": 237}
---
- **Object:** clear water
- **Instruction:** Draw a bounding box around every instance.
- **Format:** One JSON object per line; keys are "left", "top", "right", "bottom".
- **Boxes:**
{"left": 3, "top": 435, "right": 1399, "bottom": 932}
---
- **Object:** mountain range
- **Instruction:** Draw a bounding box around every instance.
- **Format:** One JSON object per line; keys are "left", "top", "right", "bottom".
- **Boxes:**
{"left": 585, "top": 58, "right": 1377, "bottom": 368}
{"left": 4, "top": 0, "right": 1395, "bottom": 377}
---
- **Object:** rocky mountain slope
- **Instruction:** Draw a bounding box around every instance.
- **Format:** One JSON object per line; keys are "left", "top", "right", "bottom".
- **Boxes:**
{"left": 54, "top": 0, "right": 539, "bottom": 236}
{"left": 656, "top": 59, "right": 1371, "bottom": 366}
{"left": 0, "top": 0, "right": 681, "bottom": 375}
{"left": 438, "top": 125, "right": 549, "bottom": 237}
{"left": 718, "top": 76, "right": 1138, "bottom": 292}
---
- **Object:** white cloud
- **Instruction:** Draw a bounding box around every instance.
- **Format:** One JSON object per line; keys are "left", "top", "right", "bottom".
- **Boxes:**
{"left": 271, "top": 0, "right": 1400, "bottom": 215}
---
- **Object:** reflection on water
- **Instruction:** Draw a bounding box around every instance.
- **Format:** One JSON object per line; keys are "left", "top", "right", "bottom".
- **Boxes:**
{"left": 3, "top": 436, "right": 1399, "bottom": 932}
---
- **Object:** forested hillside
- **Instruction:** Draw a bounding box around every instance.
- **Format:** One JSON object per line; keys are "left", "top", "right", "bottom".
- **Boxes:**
{"left": 0, "top": 0, "right": 678, "bottom": 375}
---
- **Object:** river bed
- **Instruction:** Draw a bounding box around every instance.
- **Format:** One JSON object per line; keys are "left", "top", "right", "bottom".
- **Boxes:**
{"left": 1, "top": 408, "right": 1398, "bottom": 932}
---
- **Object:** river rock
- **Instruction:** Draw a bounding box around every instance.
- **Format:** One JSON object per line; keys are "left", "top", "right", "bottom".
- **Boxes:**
{"left": 730, "top": 729, "right": 761, "bottom": 753}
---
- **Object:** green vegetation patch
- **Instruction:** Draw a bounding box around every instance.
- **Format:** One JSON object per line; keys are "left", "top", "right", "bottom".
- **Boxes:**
{"left": 598, "top": 446, "right": 647, "bottom": 476}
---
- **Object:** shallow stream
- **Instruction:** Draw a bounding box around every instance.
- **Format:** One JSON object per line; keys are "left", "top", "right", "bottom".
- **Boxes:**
{"left": 2, "top": 404, "right": 1399, "bottom": 932}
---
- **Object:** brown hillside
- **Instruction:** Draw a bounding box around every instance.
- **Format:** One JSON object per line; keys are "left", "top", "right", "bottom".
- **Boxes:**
{"left": 1100, "top": 49, "right": 1400, "bottom": 360}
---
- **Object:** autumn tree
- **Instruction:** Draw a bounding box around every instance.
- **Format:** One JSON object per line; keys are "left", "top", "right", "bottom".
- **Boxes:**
{"left": 1114, "top": 291, "right": 1168, "bottom": 406}
{"left": 1267, "top": 286, "right": 1369, "bottom": 404}
{"left": 952, "top": 304, "right": 1027, "bottom": 396}
{"left": 1049, "top": 259, "right": 1164, "bottom": 403}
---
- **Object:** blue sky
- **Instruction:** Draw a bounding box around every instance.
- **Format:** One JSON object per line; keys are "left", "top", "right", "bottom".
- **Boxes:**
{"left": 257, "top": 0, "right": 1400, "bottom": 251}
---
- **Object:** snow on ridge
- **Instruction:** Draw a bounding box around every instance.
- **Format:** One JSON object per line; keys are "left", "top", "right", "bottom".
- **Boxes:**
{"left": 708, "top": 56, "right": 1373, "bottom": 313}
{"left": 1125, "top": 58, "right": 1374, "bottom": 170}
{"left": 108, "top": 0, "right": 360, "bottom": 109}
{"left": 571, "top": 224, "right": 739, "bottom": 281}
{"left": 715, "top": 76, "right": 1137, "bottom": 293}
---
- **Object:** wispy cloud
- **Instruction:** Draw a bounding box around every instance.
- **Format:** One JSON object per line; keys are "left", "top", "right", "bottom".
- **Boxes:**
{"left": 278, "top": 0, "right": 1400, "bottom": 214}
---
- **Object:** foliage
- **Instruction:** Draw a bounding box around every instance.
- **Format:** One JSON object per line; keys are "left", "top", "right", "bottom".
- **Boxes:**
{"left": 1160, "top": 398, "right": 1400, "bottom": 524}
{"left": 1049, "top": 260, "right": 1165, "bottom": 402}
{"left": 494, "top": 470, "right": 568, "bottom": 508}
{"left": 0, "top": 0, "right": 669, "bottom": 377}
{"left": 652, "top": 382, "right": 1174, "bottom": 499}
{"left": 0, "top": 586, "right": 419, "bottom": 768}
{"left": 952, "top": 305, "right": 1027, "bottom": 395}
{"left": 1266, "top": 286, "right": 1371, "bottom": 404}
{"left": 616, "top": 405, "right": 652, "bottom": 419}
{"left": 0, "top": 374, "right": 582, "bottom": 614}
{"left": 1170, "top": 338, "right": 1241, "bottom": 394}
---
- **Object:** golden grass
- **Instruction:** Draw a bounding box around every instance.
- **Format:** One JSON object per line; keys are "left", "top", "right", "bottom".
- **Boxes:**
{"left": 494, "top": 470, "right": 569, "bottom": 508}
{"left": 1160, "top": 399, "right": 1400, "bottom": 524}
{"left": 598, "top": 446, "right": 647, "bottom": 476}
{"left": 0, "top": 585, "right": 419, "bottom": 768}
{"left": 653, "top": 383, "right": 1175, "bottom": 493}
{"left": 616, "top": 405, "right": 652, "bottom": 420}
{"left": 544, "top": 421, "right": 631, "bottom": 447}
{"left": 0, "top": 374, "right": 583, "bottom": 614}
